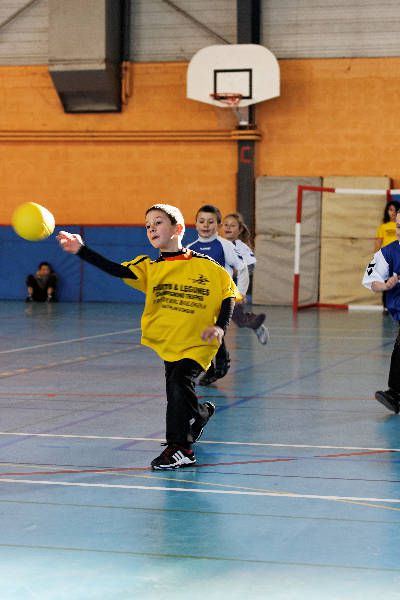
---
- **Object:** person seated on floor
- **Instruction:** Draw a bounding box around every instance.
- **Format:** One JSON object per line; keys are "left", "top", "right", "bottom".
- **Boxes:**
{"left": 26, "top": 261, "right": 57, "bottom": 302}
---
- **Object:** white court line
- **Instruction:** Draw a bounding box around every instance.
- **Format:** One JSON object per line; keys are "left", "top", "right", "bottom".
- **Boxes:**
{"left": 0, "top": 477, "right": 399, "bottom": 503}
{"left": 0, "top": 328, "right": 141, "bottom": 355}
{"left": 0, "top": 432, "right": 398, "bottom": 453}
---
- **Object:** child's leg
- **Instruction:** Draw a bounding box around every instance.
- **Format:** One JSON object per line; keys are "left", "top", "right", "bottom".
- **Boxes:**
{"left": 232, "top": 303, "right": 266, "bottom": 329}
{"left": 231, "top": 303, "right": 247, "bottom": 327}
{"left": 151, "top": 359, "right": 215, "bottom": 469}
{"left": 388, "top": 326, "right": 400, "bottom": 393}
{"left": 231, "top": 303, "right": 269, "bottom": 345}
{"left": 164, "top": 359, "right": 206, "bottom": 447}
{"left": 375, "top": 325, "right": 400, "bottom": 413}
{"left": 25, "top": 276, "right": 46, "bottom": 302}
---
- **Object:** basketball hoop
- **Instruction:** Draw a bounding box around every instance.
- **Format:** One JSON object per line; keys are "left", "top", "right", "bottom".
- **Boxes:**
{"left": 210, "top": 92, "right": 250, "bottom": 127}
{"left": 210, "top": 92, "right": 243, "bottom": 107}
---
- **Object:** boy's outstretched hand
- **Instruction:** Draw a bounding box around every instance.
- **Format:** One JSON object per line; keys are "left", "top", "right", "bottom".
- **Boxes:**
{"left": 57, "top": 231, "right": 84, "bottom": 254}
{"left": 201, "top": 325, "right": 224, "bottom": 345}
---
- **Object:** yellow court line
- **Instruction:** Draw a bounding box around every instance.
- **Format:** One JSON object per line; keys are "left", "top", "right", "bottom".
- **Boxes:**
{"left": 110, "top": 470, "right": 283, "bottom": 494}
{"left": 2, "top": 463, "right": 399, "bottom": 512}
{"left": 0, "top": 462, "right": 63, "bottom": 470}
{"left": 335, "top": 499, "right": 400, "bottom": 512}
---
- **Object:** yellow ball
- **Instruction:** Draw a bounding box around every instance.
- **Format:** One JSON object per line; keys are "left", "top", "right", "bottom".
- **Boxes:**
{"left": 12, "top": 202, "right": 55, "bottom": 242}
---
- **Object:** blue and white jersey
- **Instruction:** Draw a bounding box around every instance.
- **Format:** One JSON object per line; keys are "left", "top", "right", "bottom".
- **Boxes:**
{"left": 188, "top": 234, "right": 249, "bottom": 295}
{"left": 362, "top": 240, "right": 400, "bottom": 321}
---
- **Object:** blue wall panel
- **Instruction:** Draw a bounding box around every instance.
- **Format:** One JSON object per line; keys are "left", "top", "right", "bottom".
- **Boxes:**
{"left": 0, "top": 225, "right": 199, "bottom": 302}
{"left": 81, "top": 227, "right": 155, "bottom": 303}
{"left": 0, "top": 226, "right": 81, "bottom": 302}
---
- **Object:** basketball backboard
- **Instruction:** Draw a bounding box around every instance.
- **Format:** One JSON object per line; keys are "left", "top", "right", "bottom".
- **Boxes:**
{"left": 187, "top": 44, "right": 280, "bottom": 108}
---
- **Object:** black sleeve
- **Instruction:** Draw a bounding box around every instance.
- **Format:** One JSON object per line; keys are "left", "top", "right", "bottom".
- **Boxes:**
{"left": 216, "top": 297, "right": 235, "bottom": 333}
{"left": 77, "top": 245, "right": 137, "bottom": 279}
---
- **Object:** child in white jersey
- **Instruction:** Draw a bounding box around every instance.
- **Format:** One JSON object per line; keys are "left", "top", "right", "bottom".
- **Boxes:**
{"left": 223, "top": 212, "right": 269, "bottom": 345}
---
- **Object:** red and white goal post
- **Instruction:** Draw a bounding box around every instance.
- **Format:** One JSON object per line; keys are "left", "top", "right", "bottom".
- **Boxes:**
{"left": 293, "top": 185, "right": 400, "bottom": 313}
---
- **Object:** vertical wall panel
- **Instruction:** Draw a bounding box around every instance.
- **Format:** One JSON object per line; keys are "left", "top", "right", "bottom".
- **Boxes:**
{"left": 253, "top": 176, "right": 322, "bottom": 305}
{"left": 319, "top": 176, "right": 390, "bottom": 306}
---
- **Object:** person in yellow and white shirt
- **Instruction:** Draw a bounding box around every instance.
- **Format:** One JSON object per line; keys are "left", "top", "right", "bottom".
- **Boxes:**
{"left": 57, "top": 204, "right": 239, "bottom": 470}
{"left": 375, "top": 200, "right": 400, "bottom": 251}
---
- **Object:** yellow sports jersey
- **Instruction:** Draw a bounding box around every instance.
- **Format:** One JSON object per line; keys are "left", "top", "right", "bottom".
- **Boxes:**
{"left": 376, "top": 222, "right": 397, "bottom": 247}
{"left": 121, "top": 249, "right": 239, "bottom": 370}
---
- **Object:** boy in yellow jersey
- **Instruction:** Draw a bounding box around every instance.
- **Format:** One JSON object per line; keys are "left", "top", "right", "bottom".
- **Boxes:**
{"left": 57, "top": 204, "right": 238, "bottom": 470}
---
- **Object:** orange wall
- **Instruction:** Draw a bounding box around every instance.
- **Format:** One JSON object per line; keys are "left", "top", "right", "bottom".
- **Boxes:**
{"left": 257, "top": 58, "right": 400, "bottom": 184}
{"left": 0, "top": 63, "right": 238, "bottom": 226}
{"left": 2, "top": 58, "right": 400, "bottom": 227}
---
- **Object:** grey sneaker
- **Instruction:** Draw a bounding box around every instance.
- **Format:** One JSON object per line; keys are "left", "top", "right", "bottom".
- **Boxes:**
{"left": 255, "top": 324, "right": 270, "bottom": 345}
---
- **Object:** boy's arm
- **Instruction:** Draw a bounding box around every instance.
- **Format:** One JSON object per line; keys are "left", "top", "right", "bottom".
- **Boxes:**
{"left": 362, "top": 249, "right": 396, "bottom": 292}
{"left": 57, "top": 230, "right": 137, "bottom": 279}
{"left": 216, "top": 297, "right": 235, "bottom": 332}
{"left": 78, "top": 246, "right": 137, "bottom": 279}
{"left": 232, "top": 253, "right": 249, "bottom": 296}
{"left": 235, "top": 240, "right": 256, "bottom": 266}
{"left": 201, "top": 297, "right": 235, "bottom": 343}
{"left": 221, "top": 238, "right": 249, "bottom": 295}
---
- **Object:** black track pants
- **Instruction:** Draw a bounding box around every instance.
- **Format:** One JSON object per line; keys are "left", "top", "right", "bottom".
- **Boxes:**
{"left": 164, "top": 359, "right": 210, "bottom": 447}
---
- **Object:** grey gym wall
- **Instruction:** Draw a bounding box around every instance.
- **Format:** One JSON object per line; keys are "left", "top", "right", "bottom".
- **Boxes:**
{"left": 0, "top": 0, "right": 48, "bottom": 65}
{"left": 2, "top": 1, "right": 400, "bottom": 66}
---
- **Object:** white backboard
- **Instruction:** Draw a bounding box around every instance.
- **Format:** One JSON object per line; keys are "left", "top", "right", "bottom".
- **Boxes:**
{"left": 187, "top": 44, "right": 280, "bottom": 108}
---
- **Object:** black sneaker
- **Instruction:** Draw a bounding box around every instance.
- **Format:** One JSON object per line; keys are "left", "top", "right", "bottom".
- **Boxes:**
{"left": 151, "top": 444, "right": 196, "bottom": 470}
{"left": 191, "top": 401, "right": 216, "bottom": 443}
{"left": 375, "top": 390, "right": 400, "bottom": 414}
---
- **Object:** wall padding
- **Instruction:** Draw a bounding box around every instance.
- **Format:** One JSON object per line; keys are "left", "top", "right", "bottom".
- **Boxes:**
{"left": 319, "top": 176, "right": 390, "bottom": 305}
{"left": 253, "top": 176, "right": 322, "bottom": 305}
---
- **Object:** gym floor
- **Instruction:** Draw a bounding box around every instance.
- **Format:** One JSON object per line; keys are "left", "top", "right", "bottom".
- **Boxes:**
{"left": 0, "top": 300, "right": 399, "bottom": 599}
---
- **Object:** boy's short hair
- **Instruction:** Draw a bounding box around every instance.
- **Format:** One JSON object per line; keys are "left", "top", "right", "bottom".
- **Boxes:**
{"left": 146, "top": 204, "right": 185, "bottom": 236}
{"left": 196, "top": 204, "right": 222, "bottom": 224}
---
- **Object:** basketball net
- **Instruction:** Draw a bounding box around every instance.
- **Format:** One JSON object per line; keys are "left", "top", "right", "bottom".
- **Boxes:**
{"left": 210, "top": 93, "right": 249, "bottom": 128}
